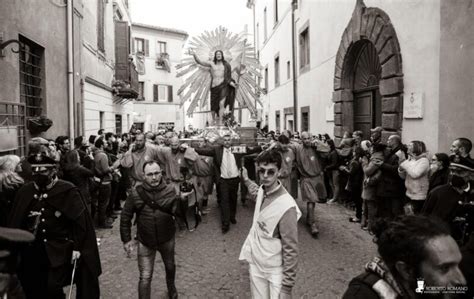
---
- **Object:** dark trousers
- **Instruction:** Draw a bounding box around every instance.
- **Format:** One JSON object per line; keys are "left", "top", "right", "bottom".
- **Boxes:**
{"left": 377, "top": 196, "right": 403, "bottom": 219}
{"left": 352, "top": 188, "right": 362, "bottom": 219}
{"left": 218, "top": 177, "right": 240, "bottom": 227}
{"left": 98, "top": 182, "right": 111, "bottom": 225}
{"left": 20, "top": 243, "right": 69, "bottom": 299}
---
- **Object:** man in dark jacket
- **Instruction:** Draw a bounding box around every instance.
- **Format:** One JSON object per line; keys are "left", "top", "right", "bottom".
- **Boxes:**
{"left": 376, "top": 134, "right": 406, "bottom": 219}
{"left": 9, "top": 153, "right": 101, "bottom": 299}
{"left": 120, "top": 160, "right": 192, "bottom": 299}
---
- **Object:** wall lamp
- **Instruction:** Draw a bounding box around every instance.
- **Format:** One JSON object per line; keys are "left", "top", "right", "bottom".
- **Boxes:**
{"left": 0, "top": 33, "right": 23, "bottom": 58}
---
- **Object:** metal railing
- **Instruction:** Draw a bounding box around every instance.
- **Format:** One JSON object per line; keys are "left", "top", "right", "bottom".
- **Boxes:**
{"left": 0, "top": 101, "right": 27, "bottom": 157}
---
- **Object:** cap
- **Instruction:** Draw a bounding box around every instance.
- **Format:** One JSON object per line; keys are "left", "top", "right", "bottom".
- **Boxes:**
{"left": 27, "top": 153, "right": 57, "bottom": 168}
{"left": 29, "top": 137, "right": 49, "bottom": 145}
{"left": 370, "top": 126, "right": 383, "bottom": 133}
{"left": 0, "top": 227, "right": 35, "bottom": 244}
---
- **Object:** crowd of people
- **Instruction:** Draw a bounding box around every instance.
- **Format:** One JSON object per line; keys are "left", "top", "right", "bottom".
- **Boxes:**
{"left": 0, "top": 123, "right": 473, "bottom": 298}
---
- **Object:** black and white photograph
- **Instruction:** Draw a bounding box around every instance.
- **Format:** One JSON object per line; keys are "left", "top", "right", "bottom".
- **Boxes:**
{"left": 0, "top": 0, "right": 473, "bottom": 298}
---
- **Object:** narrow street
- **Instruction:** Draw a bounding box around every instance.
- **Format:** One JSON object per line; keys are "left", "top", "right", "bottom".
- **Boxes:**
{"left": 96, "top": 195, "right": 376, "bottom": 298}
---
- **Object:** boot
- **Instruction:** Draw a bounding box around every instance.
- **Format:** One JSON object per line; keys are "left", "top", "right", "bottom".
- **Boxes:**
{"left": 307, "top": 202, "right": 319, "bottom": 238}
{"left": 307, "top": 202, "right": 315, "bottom": 226}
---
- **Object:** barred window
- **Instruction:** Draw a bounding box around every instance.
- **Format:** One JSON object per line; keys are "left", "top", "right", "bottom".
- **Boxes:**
{"left": 19, "top": 36, "right": 44, "bottom": 117}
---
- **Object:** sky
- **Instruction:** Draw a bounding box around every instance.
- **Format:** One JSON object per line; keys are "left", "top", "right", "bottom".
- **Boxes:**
{"left": 130, "top": 0, "right": 253, "bottom": 44}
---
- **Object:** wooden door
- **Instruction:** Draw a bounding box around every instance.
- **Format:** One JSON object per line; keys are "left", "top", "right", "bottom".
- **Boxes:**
{"left": 354, "top": 90, "right": 373, "bottom": 139}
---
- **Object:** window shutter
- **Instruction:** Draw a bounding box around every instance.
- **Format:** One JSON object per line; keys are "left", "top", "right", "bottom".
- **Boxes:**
{"left": 145, "top": 39, "right": 149, "bottom": 57}
{"left": 114, "top": 21, "right": 129, "bottom": 81}
{"left": 153, "top": 84, "right": 158, "bottom": 102}
{"left": 132, "top": 38, "right": 135, "bottom": 54}
{"left": 168, "top": 85, "right": 173, "bottom": 102}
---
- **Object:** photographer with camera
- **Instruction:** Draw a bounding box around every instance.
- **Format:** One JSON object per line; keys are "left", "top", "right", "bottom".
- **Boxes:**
{"left": 120, "top": 160, "right": 193, "bottom": 299}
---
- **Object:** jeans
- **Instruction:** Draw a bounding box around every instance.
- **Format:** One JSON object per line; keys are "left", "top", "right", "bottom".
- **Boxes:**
{"left": 97, "top": 182, "right": 111, "bottom": 226}
{"left": 137, "top": 239, "right": 176, "bottom": 299}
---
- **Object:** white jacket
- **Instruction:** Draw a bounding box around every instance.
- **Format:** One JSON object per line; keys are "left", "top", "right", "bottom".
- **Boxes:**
{"left": 399, "top": 154, "right": 430, "bottom": 200}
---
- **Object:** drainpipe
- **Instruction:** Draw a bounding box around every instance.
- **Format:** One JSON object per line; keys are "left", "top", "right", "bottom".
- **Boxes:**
{"left": 67, "top": 0, "right": 75, "bottom": 139}
{"left": 291, "top": 0, "right": 298, "bottom": 132}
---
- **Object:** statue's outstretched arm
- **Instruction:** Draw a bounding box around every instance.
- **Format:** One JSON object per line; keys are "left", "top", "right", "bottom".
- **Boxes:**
{"left": 190, "top": 50, "right": 211, "bottom": 68}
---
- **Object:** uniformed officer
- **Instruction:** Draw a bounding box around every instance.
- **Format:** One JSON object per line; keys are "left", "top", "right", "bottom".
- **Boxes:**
{"left": 9, "top": 153, "right": 101, "bottom": 299}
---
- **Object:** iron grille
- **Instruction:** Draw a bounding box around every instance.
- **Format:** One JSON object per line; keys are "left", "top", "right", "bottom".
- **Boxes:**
{"left": 0, "top": 102, "right": 27, "bottom": 157}
{"left": 19, "top": 36, "right": 44, "bottom": 117}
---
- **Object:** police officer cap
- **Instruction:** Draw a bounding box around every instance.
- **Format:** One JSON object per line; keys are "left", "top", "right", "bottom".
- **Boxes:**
{"left": 0, "top": 227, "right": 35, "bottom": 244}
{"left": 27, "top": 153, "right": 57, "bottom": 168}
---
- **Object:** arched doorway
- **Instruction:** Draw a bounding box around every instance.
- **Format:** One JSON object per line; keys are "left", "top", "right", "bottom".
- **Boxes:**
{"left": 333, "top": 0, "right": 404, "bottom": 142}
{"left": 352, "top": 40, "right": 382, "bottom": 138}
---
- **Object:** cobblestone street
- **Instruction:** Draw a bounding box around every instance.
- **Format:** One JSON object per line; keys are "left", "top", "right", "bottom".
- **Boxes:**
{"left": 94, "top": 193, "right": 376, "bottom": 299}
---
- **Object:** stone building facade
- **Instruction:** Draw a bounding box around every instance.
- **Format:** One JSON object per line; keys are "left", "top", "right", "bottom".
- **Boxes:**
{"left": 253, "top": 0, "right": 473, "bottom": 152}
{"left": 131, "top": 23, "right": 188, "bottom": 133}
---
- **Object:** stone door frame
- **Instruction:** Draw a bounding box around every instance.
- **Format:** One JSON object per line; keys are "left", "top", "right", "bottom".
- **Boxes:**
{"left": 333, "top": 0, "right": 404, "bottom": 142}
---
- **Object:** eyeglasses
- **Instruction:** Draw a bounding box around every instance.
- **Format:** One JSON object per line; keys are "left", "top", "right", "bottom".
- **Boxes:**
{"left": 145, "top": 171, "right": 162, "bottom": 177}
{"left": 257, "top": 168, "right": 277, "bottom": 177}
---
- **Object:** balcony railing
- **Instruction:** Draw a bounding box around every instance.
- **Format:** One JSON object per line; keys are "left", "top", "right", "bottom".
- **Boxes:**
{"left": 114, "top": 60, "right": 139, "bottom": 100}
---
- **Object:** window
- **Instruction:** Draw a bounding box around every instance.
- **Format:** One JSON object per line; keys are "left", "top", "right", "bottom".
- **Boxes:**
{"left": 275, "top": 110, "right": 281, "bottom": 131}
{"left": 287, "top": 61, "right": 291, "bottom": 79}
{"left": 114, "top": 6, "right": 123, "bottom": 21}
{"left": 153, "top": 84, "right": 173, "bottom": 102}
{"left": 274, "top": 0, "right": 278, "bottom": 25}
{"left": 299, "top": 26, "right": 310, "bottom": 69}
{"left": 263, "top": 7, "right": 268, "bottom": 40}
{"left": 157, "top": 41, "right": 167, "bottom": 54}
{"left": 134, "top": 38, "right": 149, "bottom": 56}
{"left": 264, "top": 66, "right": 269, "bottom": 91}
{"left": 97, "top": 0, "right": 105, "bottom": 52}
{"left": 127, "top": 114, "right": 130, "bottom": 130}
{"left": 99, "top": 111, "right": 105, "bottom": 130}
{"left": 138, "top": 82, "right": 145, "bottom": 100}
{"left": 115, "top": 114, "right": 122, "bottom": 135}
{"left": 301, "top": 106, "right": 310, "bottom": 132}
{"left": 19, "top": 36, "right": 44, "bottom": 117}
{"left": 274, "top": 55, "right": 280, "bottom": 87}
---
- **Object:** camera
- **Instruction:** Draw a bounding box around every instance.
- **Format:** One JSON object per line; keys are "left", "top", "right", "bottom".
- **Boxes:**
{"left": 180, "top": 180, "right": 194, "bottom": 193}
{"left": 179, "top": 166, "right": 193, "bottom": 193}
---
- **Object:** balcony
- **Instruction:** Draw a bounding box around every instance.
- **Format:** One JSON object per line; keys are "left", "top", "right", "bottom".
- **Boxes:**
{"left": 113, "top": 60, "right": 139, "bottom": 100}
{"left": 156, "top": 52, "right": 171, "bottom": 72}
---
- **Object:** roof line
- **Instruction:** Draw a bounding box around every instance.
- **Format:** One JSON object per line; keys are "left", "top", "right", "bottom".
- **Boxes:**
{"left": 132, "top": 23, "right": 189, "bottom": 38}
